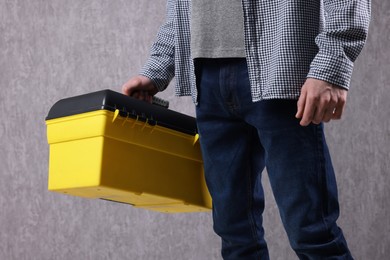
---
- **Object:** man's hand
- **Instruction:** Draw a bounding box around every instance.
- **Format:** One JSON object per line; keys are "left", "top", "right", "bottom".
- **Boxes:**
{"left": 295, "top": 78, "right": 348, "bottom": 126}
{"left": 121, "top": 75, "right": 158, "bottom": 103}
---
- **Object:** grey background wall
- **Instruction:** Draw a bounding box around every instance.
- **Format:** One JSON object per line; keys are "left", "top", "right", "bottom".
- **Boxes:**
{"left": 0, "top": 0, "right": 388, "bottom": 259}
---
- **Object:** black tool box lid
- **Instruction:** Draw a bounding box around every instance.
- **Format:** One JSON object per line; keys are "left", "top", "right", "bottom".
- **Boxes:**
{"left": 46, "top": 89, "right": 198, "bottom": 135}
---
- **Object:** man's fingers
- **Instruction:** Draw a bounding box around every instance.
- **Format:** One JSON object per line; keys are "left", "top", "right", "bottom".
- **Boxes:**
{"left": 297, "top": 82, "right": 318, "bottom": 126}
{"left": 121, "top": 84, "right": 131, "bottom": 96}
{"left": 331, "top": 89, "right": 346, "bottom": 120}
{"left": 314, "top": 95, "right": 336, "bottom": 123}
{"left": 312, "top": 106, "right": 325, "bottom": 124}
{"left": 137, "top": 91, "right": 153, "bottom": 103}
{"left": 296, "top": 85, "right": 316, "bottom": 126}
{"left": 332, "top": 98, "right": 346, "bottom": 120}
{"left": 296, "top": 78, "right": 348, "bottom": 126}
{"left": 122, "top": 78, "right": 142, "bottom": 96}
{"left": 322, "top": 108, "right": 334, "bottom": 122}
{"left": 299, "top": 98, "right": 316, "bottom": 126}
{"left": 295, "top": 91, "right": 306, "bottom": 119}
{"left": 121, "top": 76, "right": 158, "bottom": 103}
{"left": 297, "top": 81, "right": 320, "bottom": 126}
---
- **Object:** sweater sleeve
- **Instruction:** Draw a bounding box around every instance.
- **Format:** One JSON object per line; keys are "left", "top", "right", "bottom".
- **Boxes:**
{"left": 307, "top": 0, "right": 371, "bottom": 89}
{"left": 139, "top": 0, "right": 176, "bottom": 92}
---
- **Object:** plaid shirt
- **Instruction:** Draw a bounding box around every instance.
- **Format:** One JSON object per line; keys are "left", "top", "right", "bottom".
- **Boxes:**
{"left": 140, "top": 0, "right": 370, "bottom": 103}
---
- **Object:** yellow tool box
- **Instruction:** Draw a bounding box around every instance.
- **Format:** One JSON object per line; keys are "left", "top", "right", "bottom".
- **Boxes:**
{"left": 45, "top": 90, "right": 211, "bottom": 213}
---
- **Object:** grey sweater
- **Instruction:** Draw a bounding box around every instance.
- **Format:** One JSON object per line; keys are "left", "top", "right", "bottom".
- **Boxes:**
{"left": 190, "top": 0, "right": 245, "bottom": 58}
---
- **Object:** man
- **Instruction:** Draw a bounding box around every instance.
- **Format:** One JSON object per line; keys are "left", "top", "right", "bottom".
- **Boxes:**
{"left": 122, "top": 1, "right": 371, "bottom": 259}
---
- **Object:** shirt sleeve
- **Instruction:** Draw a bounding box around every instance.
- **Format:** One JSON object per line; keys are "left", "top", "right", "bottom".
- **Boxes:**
{"left": 307, "top": 0, "right": 371, "bottom": 89}
{"left": 139, "top": 0, "right": 176, "bottom": 92}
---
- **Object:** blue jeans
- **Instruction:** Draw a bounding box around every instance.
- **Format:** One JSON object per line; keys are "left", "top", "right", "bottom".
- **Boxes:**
{"left": 195, "top": 58, "right": 352, "bottom": 260}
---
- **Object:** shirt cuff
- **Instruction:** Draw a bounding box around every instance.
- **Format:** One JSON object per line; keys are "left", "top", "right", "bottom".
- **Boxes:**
{"left": 307, "top": 51, "right": 354, "bottom": 90}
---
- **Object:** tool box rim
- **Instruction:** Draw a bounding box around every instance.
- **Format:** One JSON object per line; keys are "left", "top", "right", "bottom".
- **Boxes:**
{"left": 45, "top": 89, "right": 198, "bottom": 135}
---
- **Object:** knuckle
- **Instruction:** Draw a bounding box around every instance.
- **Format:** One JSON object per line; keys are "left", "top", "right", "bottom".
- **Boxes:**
{"left": 311, "top": 94, "right": 320, "bottom": 102}
{"left": 121, "top": 85, "right": 129, "bottom": 95}
{"left": 322, "top": 97, "right": 330, "bottom": 104}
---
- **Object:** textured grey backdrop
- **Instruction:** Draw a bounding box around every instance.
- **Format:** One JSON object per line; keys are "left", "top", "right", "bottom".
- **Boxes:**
{"left": 0, "top": 0, "right": 389, "bottom": 259}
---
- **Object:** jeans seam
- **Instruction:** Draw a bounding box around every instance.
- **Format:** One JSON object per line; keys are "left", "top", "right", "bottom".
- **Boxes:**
{"left": 246, "top": 149, "right": 262, "bottom": 260}
{"left": 315, "top": 125, "right": 349, "bottom": 256}
{"left": 314, "top": 124, "right": 330, "bottom": 233}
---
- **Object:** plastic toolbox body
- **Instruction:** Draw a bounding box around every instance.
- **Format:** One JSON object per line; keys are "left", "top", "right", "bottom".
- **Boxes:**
{"left": 46, "top": 90, "right": 211, "bottom": 213}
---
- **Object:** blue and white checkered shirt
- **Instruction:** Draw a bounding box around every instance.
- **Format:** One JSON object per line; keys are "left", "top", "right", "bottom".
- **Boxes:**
{"left": 140, "top": 0, "right": 370, "bottom": 103}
